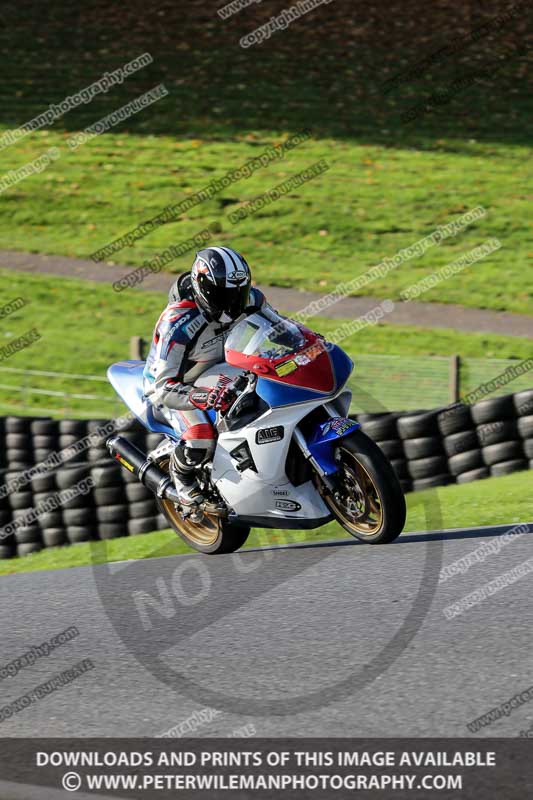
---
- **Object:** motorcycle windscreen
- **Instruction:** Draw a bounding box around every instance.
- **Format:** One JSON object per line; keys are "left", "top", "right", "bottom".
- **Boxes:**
{"left": 225, "top": 310, "right": 342, "bottom": 393}
{"left": 225, "top": 310, "right": 306, "bottom": 360}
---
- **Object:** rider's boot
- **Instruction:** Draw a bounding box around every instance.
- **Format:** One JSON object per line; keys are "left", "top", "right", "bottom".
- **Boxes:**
{"left": 169, "top": 445, "right": 205, "bottom": 507}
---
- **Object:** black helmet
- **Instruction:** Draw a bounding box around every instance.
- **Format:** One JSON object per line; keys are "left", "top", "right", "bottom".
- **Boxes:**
{"left": 168, "top": 272, "right": 194, "bottom": 304}
{"left": 191, "top": 246, "right": 251, "bottom": 322}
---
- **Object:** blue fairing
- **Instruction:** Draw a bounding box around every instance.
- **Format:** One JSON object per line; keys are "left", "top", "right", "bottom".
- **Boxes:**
{"left": 308, "top": 417, "right": 361, "bottom": 475}
{"left": 328, "top": 344, "right": 354, "bottom": 391}
{"left": 107, "top": 361, "right": 178, "bottom": 439}
{"left": 108, "top": 361, "right": 217, "bottom": 437}
{"left": 256, "top": 344, "right": 353, "bottom": 408}
{"left": 256, "top": 379, "right": 324, "bottom": 407}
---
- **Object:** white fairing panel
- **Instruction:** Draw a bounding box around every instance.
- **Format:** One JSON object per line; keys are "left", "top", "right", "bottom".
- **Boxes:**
{"left": 111, "top": 356, "right": 350, "bottom": 526}
{"left": 211, "top": 401, "right": 331, "bottom": 522}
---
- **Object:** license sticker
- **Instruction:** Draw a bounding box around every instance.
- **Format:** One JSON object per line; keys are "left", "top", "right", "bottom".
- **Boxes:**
{"left": 303, "top": 342, "right": 325, "bottom": 361}
{"left": 294, "top": 353, "right": 311, "bottom": 365}
{"left": 275, "top": 360, "right": 297, "bottom": 376}
{"left": 294, "top": 341, "right": 324, "bottom": 366}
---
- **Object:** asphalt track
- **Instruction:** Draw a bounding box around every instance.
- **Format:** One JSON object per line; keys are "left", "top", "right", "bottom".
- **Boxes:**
{"left": 1, "top": 521, "right": 532, "bottom": 739}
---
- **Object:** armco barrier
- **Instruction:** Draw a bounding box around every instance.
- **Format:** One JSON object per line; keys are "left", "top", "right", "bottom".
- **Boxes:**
{"left": 0, "top": 385, "right": 532, "bottom": 558}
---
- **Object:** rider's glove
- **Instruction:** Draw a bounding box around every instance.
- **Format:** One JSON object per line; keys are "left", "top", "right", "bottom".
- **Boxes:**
{"left": 188, "top": 387, "right": 212, "bottom": 411}
{"left": 188, "top": 380, "right": 238, "bottom": 413}
{"left": 207, "top": 377, "right": 239, "bottom": 414}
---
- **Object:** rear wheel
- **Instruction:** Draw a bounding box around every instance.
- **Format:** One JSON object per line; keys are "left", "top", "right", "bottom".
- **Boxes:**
{"left": 318, "top": 430, "right": 406, "bottom": 543}
{"left": 155, "top": 457, "right": 250, "bottom": 554}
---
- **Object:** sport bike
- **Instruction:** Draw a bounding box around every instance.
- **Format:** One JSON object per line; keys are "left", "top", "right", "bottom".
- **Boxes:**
{"left": 106, "top": 308, "right": 406, "bottom": 553}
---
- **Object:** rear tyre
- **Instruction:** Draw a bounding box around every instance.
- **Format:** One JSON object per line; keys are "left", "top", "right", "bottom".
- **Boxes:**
{"left": 155, "top": 457, "right": 250, "bottom": 554}
{"left": 318, "top": 430, "right": 406, "bottom": 544}
{"left": 157, "top": 496, "right": 250, "bottom": 554}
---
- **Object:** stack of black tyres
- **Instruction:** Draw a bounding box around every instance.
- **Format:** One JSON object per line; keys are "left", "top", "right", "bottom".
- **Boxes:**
{"left": 87, "top": 419, "right": 110, "bottom": 462}
{"left": 31, "top": 418, "right": 59, "bottom": 465}
{"left": 357, "top": 413, "right": 411, "bottom": 494}
{"left": 32, "top": 467, "right": 66, "bottom": 549}
{"left": 91, "top": 462, "right": 130, "bottom": 540}
{"left": 0, "top": 468, "right": 14, "bottom": 559}
{"left": 57, "top": 464, "right": 95, "bottom": 544}
{"left": 0, "top": 414, "right": 169, "bottom": 557}
{"left": 437, "top": 403, "right": 487, "bottom": 483}
{"left": 124, "top": 425, "right": 165, "bottom": 535}
{"left": 5, "top": 416, "right": 33, "bottom": 470}
{"left": 7, "top": 468, "right": 43, "bottom": 556}
{"left": 59, "top": 419, "right": 88, "bottom": 462}
{"left": 86, "top": 417, "right": 163, "bottom": 539}
{"left": 473, "top": 395, "right": 526, "bottom": 477}
{"left": 515, "top": 389, "right": 533, "bottom": 470}
{"left": 398, "top": 410, "right": 452, "bottom": 490}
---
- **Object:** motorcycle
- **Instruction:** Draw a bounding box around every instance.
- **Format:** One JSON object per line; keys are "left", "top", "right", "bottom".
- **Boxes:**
{"left": 106, "top": 307, "right": 406, "bottom": 554}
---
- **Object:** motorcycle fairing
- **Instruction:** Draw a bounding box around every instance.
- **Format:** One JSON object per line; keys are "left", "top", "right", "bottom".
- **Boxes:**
{"left": 212, "top": 397, "right": 334, "bottom": 523}
{"left": 254, "top": 345, "right": 354, "bottom": 409}
{"left": 307, "top": 417, "right": 361, "bottom": 475}
{"left": 107, "top": 361, "right": 219, "bottom": 438}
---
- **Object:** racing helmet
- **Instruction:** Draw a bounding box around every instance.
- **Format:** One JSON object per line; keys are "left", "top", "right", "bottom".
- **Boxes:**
{"left": 190, "top": 246, "right": 252, "bottom": 322}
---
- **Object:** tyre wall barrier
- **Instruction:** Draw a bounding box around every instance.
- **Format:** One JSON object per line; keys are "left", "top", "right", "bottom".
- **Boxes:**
{"left": 0, "top": 386, "right": 532, "bottom": 558}
{"left": 357, "top": 387, "right": 533, "bottom": 495}
{"left": 0, "top": 415, "right": 167, "bottom": 559}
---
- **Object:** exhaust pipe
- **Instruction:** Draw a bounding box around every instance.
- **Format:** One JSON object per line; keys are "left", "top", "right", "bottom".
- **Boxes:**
{"left": 106, "top": 435, "right": 181, "bottom": 504}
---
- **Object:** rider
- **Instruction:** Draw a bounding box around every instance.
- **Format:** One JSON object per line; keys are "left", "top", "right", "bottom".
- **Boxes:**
{"left": 143, "top": 246, "right": 271, "bottom": 507}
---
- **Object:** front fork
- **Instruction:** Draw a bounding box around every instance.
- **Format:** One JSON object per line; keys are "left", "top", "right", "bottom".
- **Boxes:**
{"left": 291, "top": 428, "right": 334, "bottom": 492}
{"left": 292, "top": 416, "right": 361, "bottom": 494}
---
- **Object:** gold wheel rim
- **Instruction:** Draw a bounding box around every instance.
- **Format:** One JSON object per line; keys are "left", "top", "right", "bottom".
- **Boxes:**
{"left": 156, "top": 457, "right": 221, "bottom": 548}
{"left": 160, "top": 498, "right": 222, "bottom": 547}
{"left": 324, "top": 448, "right": 384, "bottom": 537}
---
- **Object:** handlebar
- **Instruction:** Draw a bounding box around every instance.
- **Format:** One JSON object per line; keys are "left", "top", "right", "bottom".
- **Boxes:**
{"left": 232, "top": 372, "right": 252, "bottom": 393}
{"left": 224, "top": 372, "right": 255, "bottom": 420}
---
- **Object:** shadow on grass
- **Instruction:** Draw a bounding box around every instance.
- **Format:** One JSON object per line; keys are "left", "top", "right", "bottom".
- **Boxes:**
{"left": 0, "top": 0, "right": 530, "bottom": 148}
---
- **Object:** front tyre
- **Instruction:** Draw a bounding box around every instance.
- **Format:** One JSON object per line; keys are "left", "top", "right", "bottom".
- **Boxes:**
{"left": 319, "top": 430, "right": 406, "bottom": 544}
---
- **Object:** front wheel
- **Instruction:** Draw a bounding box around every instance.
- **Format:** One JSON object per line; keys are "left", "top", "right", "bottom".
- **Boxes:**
{"left": 318, "top": 430, "right": 406, "bottom": 544}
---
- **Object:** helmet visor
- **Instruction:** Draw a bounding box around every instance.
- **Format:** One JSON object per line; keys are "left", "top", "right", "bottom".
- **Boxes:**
{"left": 198, "top": 279, "right": 250, "bottom": 320}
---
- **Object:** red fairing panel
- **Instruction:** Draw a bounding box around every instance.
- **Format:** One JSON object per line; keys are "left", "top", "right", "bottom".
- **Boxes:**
{"left": 226, "top": 332, "right": 335, "bottom": 393}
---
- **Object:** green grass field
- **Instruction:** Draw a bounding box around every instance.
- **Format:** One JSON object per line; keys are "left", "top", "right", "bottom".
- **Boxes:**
{"left": 0, "top": 3, "right": 530, "bottom": 576}
{"left": 0, "top": 3, "right": 531, "bottom": 314}
{"left": 0, "top": 470, "right": 530, "bottom": 577}
{"left": 1, "top": 132, "right": 530, "bottom": 314}
{"left": 0, "top": 268, "right": 532, "bottom": 417}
